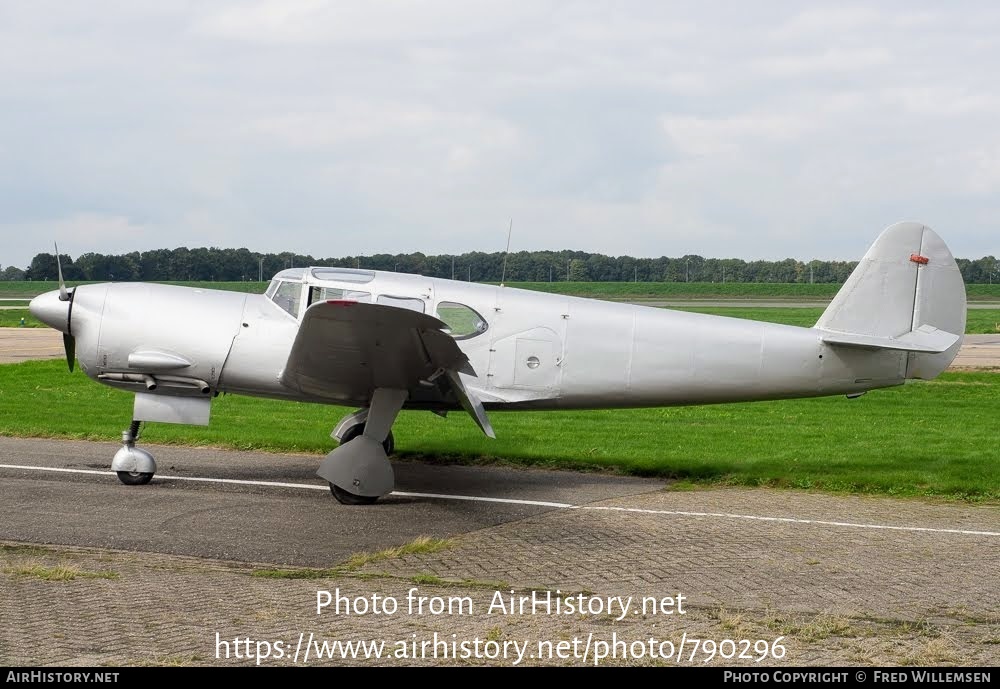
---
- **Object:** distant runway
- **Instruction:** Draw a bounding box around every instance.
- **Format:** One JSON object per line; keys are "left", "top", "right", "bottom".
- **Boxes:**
{"left": 4, "top": 327, "right": 998, "bottom": 369}
{"left": 0, "top": 328, "right": 66, "bottom": 363}
{"left": 625, "top": 299, "right": 1000, "bottom": 309}
{"left": 950, "top": 333, "right": 1000, "bottom": 369}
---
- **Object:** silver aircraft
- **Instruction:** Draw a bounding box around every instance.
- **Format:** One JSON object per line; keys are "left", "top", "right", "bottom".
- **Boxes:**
{"left": 29, "top": 222, "right": 966, "bottom": 504}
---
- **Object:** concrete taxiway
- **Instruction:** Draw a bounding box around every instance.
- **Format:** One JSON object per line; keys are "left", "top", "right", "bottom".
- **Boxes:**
{"left": 0, "top": 437, "right": 660, "bottom": 566}
{"left": 1, "top": 435, "right": 997, "bottom": 666}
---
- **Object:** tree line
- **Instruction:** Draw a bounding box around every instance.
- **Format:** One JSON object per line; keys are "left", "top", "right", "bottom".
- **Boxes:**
{"left": 5, "top": 247, "right": 1000, "bottom": 284}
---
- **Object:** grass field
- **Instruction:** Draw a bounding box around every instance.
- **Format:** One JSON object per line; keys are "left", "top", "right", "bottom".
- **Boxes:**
{"left": 509, "top": 282, "right": 1000, "bottom": 302}
{"left": 4, "top": 280, "right": 1000, "bottom": 301}
{"left": 670, "top": 307, "right": 1000, "bottom": 334}
{"left": 0, "top": 281, "right": 267, "bottom": 298}
{"left": 0, "top": 360, "right": 996, "bottom": 502}
{"left": 0, "top": 310, "right": 35, "bottom": 328}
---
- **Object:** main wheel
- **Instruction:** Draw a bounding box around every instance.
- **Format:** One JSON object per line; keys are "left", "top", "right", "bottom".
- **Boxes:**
{"left": 340, "top": 424, "right": 394, "bottom": 455}
{"left": 117, "top": 471, "right": 153, "bottom": 486}
{"left": 330, "top": 483, "right": 379, "bottom": 505}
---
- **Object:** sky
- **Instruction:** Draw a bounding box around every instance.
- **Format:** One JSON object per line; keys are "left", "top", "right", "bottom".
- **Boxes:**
{"left": 1, "top": 1, "right": 998, "bottom": 269}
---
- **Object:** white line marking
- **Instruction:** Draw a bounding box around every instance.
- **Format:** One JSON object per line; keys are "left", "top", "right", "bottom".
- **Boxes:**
{"left": 2, "top": 463, "right": 997, "bottom": 537}
{"left": 0, "top": 464, "right": 328, "bottom": 491}
{"left": 0, "top": 464, "right": 567, "bottom": 505}
{"left": 576, "top": 505, "right": 1000, "bottom": 537}
{"left": 392, "top": 490, "right": 572, "bottom": 508}
{"left": 1, "top": 464, "right": 114, "bottom": 478}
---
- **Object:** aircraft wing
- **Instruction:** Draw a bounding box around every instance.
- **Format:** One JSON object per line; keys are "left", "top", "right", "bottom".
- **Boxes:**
{"left": 279, "top": 300, "right": 495, "bottom": 437}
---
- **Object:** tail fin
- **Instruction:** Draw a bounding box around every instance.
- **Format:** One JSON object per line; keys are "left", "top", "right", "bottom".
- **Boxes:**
{"left": 815, "top": 221, "right": 966, "bottom": 379}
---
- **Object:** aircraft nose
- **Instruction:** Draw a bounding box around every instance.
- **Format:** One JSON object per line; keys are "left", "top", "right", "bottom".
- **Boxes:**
{"left": 29, "top": 290, "right": 70, "bottom": 333}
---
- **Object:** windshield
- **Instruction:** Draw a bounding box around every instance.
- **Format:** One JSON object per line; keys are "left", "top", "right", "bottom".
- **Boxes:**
{"left": 270, "top": 281, "right": 302, "bottom": 318}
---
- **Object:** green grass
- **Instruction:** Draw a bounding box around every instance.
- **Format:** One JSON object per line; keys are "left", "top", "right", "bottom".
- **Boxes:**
{"left": 966, "top": 310, "right": 1000, "bottom": 334}
{"left": 410, "top": 573, "right": 447, "bottom": 585}
{"left": 0, "top": 360, "right": 998, "bottom": 501}
{"left": 509, "top": 282, "right": 1000, "bottom": 302}
{"left": 673, "top": 307, "right": 822, "bottom": 328}
{"left": 668, "top": 306, "right": 1000, "bottom": 334}
{"left": 3, "top": 563, "right": 119, "bottom": 581}
{"left": 0, "top": 309, "right": 40, "bottom": 328}
{"left": 249, "top": 536, "right": 454, "bottom": 578}
{"left": 342, "top": 536, "right": 454, "bottom": 569}
{"left": 251, "top": 567, "right": 340, "bottom": 580}
{"left": 512, "top": 281, "right": 843, "bottom": 300}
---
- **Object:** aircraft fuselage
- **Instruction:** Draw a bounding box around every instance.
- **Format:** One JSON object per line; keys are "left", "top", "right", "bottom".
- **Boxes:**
{"left": 31, "top": 268, "right": 907, "bottom": 413}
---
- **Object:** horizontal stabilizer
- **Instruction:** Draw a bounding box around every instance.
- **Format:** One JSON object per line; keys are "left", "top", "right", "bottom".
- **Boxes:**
{"left": 820, "top": 324, "right": 960, "bottom": 354}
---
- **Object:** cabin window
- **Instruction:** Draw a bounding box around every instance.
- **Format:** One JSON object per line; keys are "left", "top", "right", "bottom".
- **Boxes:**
{"left": 272, "top": 281, "right": 302, "bottom": 318}
{"left": 436, "top": 302, "right": 489, "bottom": 339}
{"left": 309, "top": 286, "right": 372, "bottom": 304}
{"left": 377, "top": 295, "right": 425, "bottom": 313}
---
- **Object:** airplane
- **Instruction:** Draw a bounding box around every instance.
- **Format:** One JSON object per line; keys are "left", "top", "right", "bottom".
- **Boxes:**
{"left": 28, "top": 222, "right": 966, "bottom": 504}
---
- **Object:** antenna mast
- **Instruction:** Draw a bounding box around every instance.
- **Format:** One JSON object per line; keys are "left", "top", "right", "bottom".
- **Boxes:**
{"left": 500, "top": 218, "right": 512, "bottom": 287}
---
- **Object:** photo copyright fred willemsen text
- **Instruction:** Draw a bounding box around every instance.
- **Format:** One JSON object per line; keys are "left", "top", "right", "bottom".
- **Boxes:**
{"left": 213, "top": 587, "right": 788, "bottom": 665}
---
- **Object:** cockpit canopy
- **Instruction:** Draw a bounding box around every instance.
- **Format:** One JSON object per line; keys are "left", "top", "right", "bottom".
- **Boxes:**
{"left": 264, "top": 267, "right": 488, "bottom": 340}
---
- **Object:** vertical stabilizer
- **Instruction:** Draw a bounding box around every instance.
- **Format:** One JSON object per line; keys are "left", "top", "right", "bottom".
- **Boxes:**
{"left": 815, "top": 222, "right": 966, "bottom": 379}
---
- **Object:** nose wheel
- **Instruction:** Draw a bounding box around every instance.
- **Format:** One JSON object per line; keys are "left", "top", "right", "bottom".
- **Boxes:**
{"left": 112, "top": 420, "right": 156, "bottom": 485}
{"left": 117, "top": 470, "right": 153, "bottom": 485}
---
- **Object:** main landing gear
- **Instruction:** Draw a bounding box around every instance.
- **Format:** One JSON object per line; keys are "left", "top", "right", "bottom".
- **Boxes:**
{"left": 328, "top": 424, "right": 395, "bottom": 505}
{"left": 320, "top": 388, "right": 405, "bottom": 505}
{"left": 111, "top": 420, "right": 157, "bottom": 485}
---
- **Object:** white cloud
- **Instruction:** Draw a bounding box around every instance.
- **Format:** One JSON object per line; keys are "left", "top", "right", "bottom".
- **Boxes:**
{"left": 773, "top": 6, "right": 883, "bottom": 37}
{"left": 0, "top": 214, "right": 154, "bottom": 260}
{"left": 662, "top": 113, "right": 815, "bottom": 157}
{"left": 1, "top": 1, "right": 999, "bottom": 270}
{"left": 191, "top": 0, "right": 538, "bottom": 45}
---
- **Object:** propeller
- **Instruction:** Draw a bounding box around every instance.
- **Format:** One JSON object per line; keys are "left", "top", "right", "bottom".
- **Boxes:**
{"left": 54, "top": 243, "right": 76, "bottom": 372}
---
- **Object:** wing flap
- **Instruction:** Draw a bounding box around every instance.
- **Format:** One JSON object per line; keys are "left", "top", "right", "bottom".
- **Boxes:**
{"left": 446, "top": 370, "right": 496, "bottom": 439}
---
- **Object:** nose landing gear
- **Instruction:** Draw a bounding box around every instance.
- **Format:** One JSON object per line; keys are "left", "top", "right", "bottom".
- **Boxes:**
{"left": 112, "top": 420, "right": 156, "bottom": 485}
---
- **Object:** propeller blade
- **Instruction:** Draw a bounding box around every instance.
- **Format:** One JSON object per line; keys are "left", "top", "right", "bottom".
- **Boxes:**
{"left": 62, "top": 332, "right": 76, "bottom": 372}
{"left": 55, "top": 242, "right": 69, "bottom": 302}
